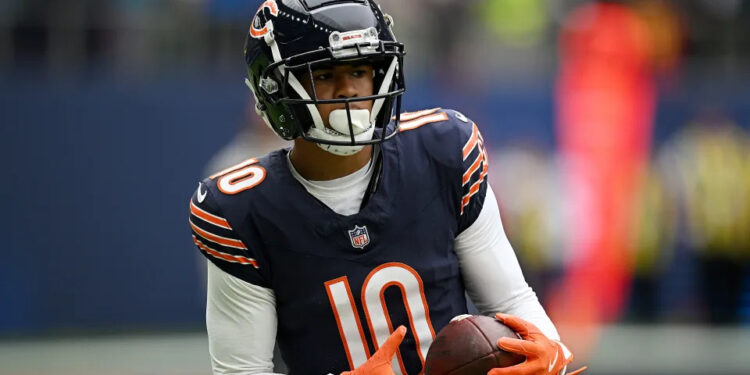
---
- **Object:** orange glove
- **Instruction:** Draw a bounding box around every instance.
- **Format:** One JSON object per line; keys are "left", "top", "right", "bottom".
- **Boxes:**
{"left": 489, "top": 313, "right": 587, "bottom": 375}
{"left": 341, "top": 326, "right": 407, "bottom": 375}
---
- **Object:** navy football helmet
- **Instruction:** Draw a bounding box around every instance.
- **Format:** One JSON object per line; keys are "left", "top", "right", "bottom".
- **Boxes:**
{"left": 244, "top": 0, "right": 405, "bottom": 155}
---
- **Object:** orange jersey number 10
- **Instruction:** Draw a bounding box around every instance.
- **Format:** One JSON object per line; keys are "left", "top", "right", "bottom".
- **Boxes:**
{"left": 324, "top": 262, "right": 437, "bottom": 375}
{"left": 210, "top": 158, "right": 267, "bottom": 195}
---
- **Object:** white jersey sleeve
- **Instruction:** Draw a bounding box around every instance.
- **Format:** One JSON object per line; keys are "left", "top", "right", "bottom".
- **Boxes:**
{"left": 206, "top": 261, "right": 283, "bottom": 375}
{"left": 454, "top": 184, "right": 561, "bottom": 341}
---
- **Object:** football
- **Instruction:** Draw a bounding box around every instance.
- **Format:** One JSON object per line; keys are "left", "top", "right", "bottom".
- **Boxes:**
{"left": 424, "top": 314, "right": 525, "bottom": 375}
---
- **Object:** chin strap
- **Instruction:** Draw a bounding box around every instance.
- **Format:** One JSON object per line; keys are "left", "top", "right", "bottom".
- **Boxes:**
{"left": 359, "top": 146, "right": 382, "bottom": 209}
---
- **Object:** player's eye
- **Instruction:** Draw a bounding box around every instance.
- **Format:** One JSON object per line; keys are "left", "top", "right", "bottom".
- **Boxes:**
{"left": 351, "top": 69, "right": 367, "bottom": 78}
{"left": 313, "top": 72, "right": 332, "bottom": 81}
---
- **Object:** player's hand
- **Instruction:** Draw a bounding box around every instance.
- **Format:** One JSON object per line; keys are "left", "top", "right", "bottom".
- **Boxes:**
{"left": 489, "top": 313, "right": 587, "bottom": 375}
{"left": 341, "top": 326, "right": 407, "bottom": 375}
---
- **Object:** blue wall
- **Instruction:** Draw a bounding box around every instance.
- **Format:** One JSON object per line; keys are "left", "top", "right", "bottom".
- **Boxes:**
{"left": 1, "top": 70, "right": 749, "bottom": 334}
{"left": 1, "top": 72, "right": 245, "bottom": 333}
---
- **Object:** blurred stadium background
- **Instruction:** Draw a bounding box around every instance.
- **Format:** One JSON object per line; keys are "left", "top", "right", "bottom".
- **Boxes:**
{"left": 1, "top": 0, "right": 749, "bottom": 374}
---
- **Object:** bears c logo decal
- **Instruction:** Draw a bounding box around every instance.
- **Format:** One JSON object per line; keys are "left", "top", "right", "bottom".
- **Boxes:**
{"left": 250, "top": 0, "right": 279, "bottom": 38}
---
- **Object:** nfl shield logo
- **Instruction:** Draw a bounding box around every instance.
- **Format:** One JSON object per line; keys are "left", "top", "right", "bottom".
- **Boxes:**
{"left": 348, "top": 225, "right": 370, "bottom": 249}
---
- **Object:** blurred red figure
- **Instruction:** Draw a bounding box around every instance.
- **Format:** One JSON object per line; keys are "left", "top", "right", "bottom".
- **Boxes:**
{"left": 551, "top": 1, "right": 656, "bottom": 358}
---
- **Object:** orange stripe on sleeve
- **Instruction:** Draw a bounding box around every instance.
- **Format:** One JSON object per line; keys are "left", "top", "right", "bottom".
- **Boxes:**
{"left": 462, "top": 124, "right": 479, "bottom": 160}
{"left": 460, "top": 181, "right": 482, "bottom": 215}
{"left": 480, "top": 145, "right": 489, "bottom": 175}
{"left": 190, "top": 201, "right": 232, "bottom": 230}
{"left": 190, "top": 220, "right": 247, "bottom": 250}
{"left": 462, "top": 149, "right": 484, "bottom": 186}
{"left": 460, "top": 160, "right": 488, "bottom": 215}
{"left": 193, "top": 236, "right": 259, "bottom": 268}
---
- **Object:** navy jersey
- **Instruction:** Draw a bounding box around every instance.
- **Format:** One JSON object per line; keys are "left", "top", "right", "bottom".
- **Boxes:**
{"left": 189, "top": 108, "right": 489, "bottom": 375}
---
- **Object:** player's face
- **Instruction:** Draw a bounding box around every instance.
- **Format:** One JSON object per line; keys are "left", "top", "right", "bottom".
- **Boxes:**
{"left": 300, "top": 63, "right": 374, "bottom": 128}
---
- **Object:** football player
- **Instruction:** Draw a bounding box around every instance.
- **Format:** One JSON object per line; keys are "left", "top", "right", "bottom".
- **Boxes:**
{"left": 189, "top": 1, "right": 584, "bottom": 374}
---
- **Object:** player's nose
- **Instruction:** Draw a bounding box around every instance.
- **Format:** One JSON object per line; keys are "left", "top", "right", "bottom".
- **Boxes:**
{"left": 333, "top": 73, "right": 359, "bottom": 100}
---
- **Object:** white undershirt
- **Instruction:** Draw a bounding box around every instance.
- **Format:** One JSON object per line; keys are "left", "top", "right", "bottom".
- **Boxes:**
{"left": 205, "top": 155, "right": 562, "bottom": 375}
{"left": 286, "top": 150, "right": 375, "bottom": 216}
